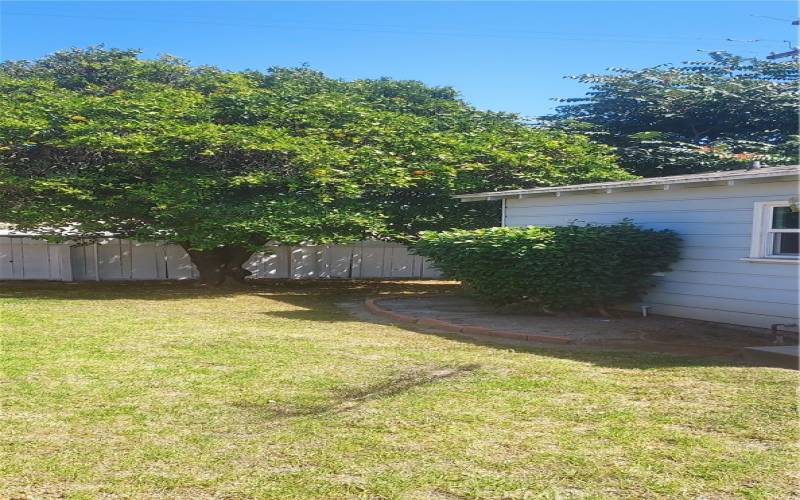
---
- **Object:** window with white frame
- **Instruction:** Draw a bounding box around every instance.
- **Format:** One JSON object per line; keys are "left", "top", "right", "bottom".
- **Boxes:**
{"left": 750, "top": 201, "right": 799, "bottom": 259}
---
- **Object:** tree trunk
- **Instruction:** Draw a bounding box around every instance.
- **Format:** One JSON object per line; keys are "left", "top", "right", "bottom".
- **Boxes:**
{"left": 183, "top": 245, "right": 254, "bottom": 286}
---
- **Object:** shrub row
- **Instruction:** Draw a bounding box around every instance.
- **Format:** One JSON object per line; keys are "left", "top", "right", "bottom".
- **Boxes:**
{"left": 413, "top": 222, "right": 681, "bottom": 312}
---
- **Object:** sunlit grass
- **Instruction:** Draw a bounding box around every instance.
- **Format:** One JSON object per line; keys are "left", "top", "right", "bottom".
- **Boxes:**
{"left": 1, "top": 281, "right": 797, "bottom": 499}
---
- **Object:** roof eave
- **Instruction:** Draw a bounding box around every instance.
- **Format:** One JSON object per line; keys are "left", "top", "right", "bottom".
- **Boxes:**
{"left": 455, "top": 166, "right": 800, "bottom": 202}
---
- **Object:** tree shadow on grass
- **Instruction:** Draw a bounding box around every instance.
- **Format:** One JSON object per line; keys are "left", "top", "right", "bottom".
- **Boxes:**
{"left": 255, "top": 293, "right": 766, "bottom": 370}
{"left": 399, "top": 326, "right": 761, "bottom": 370}
{"left": 257, "top": 309, "right": 349, "bottom": 323}
{"left": 0, "top": 279, "right": 459, "bottom": 301}
{"left": 1, "top": 280, "right": 775, "bottom": 370}
{"left": 232, "top": 363, "right": 481, "bottom": 419}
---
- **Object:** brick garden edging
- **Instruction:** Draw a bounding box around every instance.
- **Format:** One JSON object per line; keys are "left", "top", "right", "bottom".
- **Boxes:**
{"left": 365, "top": 296, "right": 572, "bottom": 345}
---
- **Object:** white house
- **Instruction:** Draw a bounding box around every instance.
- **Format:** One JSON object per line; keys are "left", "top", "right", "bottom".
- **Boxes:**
{"left": 457, "top": 165, "right": 800, "bottom": 329}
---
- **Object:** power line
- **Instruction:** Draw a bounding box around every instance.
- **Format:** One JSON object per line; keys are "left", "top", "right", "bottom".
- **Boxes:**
{"left": 750, "top": 14, "right": 796, "bottom": 23}
{"left": 1, "top": 10, "right": 790, "bottom": 47}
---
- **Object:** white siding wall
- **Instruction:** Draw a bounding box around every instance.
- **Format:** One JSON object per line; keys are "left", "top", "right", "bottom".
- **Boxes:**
{"left": 503, "top": 179, "right": 799, "bottom": 329}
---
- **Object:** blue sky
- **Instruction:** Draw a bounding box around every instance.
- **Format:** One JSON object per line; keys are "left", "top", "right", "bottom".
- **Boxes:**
{"left": 1, "top": 1, "right": 796, "bottom": 117}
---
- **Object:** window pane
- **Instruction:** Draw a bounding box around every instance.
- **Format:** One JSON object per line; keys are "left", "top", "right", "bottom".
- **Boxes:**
{"left": 772, "top": 232, "right": 799, "bottom": 255}
{"left": 772, "top": 206, "right": 799, "bottom": 229}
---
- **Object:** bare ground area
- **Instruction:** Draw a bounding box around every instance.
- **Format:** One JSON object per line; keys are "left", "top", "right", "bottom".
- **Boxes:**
{"left": 367, "top": 295, "right": 790, "bottom": 358}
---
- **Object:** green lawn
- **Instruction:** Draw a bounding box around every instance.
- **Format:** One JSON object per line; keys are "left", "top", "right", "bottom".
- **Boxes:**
{"left": 1, "top": 281, "right": 797, "bottom": 499}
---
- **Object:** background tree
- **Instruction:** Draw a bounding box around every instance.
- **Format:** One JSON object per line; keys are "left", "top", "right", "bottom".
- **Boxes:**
{"left": 547, "top": 52, "right": 799, "bottom": 177}
{"left": 0, "top": 47, "right": 628, "bottom": 284}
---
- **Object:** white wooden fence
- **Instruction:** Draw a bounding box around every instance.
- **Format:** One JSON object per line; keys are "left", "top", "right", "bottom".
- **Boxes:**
{"left": 245, "top": 241, "right": 440, "bottom": 280}
{"left": 0, "top": 236, "right": 440, "bottom": 281}
{"left": 0, "top": 237, "right": 72, "bottom": 281}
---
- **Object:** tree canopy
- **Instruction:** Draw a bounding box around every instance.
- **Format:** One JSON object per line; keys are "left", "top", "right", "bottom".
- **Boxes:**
{"left": 547, "top": 52, "right": 799, "bottom": 177}
{"left": 0, "top": 47, "right": 628, "bottom": 283}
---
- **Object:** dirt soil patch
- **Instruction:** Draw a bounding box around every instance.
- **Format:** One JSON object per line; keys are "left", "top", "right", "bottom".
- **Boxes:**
{"left": 369, "top": 295, "right": 787, "bottom": 358}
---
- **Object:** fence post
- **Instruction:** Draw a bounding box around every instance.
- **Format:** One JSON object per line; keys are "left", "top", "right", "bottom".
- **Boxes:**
{"left": 93, "top": 241, "right": 100, "bottom": 281}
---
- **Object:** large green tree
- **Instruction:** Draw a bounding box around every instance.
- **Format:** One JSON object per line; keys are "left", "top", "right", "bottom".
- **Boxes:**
{"left": 0, "top": 47, "right": 628, "bottom": 284}
{"left": 548, "top": 52, "right": 799, "bottom": 177}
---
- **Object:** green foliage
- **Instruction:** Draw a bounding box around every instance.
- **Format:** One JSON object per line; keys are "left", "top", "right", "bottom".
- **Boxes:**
{"left": 547, "top": 52, "right": 799, "bottom": 177}
{"left": 413, "top": 222, "right": 681, "bottom": 311}
{"left": 0, "top": 46, "right": 628, "bottom": 251}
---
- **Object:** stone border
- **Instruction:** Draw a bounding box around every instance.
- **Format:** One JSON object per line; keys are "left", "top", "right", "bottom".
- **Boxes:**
{"left": 365, "top": 296, "right": 572, "bottom": 345}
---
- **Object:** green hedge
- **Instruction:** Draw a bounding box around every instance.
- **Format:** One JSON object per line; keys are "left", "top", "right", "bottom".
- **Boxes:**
{"left": 413, "top": 222, "right": 681, "bottom": 312}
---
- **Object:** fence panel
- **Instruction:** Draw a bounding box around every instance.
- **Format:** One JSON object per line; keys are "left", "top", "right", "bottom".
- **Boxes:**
{"left": 20, "top": 238, "right": 440, "bottom": 281}
{"left": 130, "top": 241, "right": 164, "bottom": 280}
{"left": 0, "top": 237, "right": 71, "bottom": 281}
{"left": 70, "top": 243, "right": 97, "bottom": 281}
